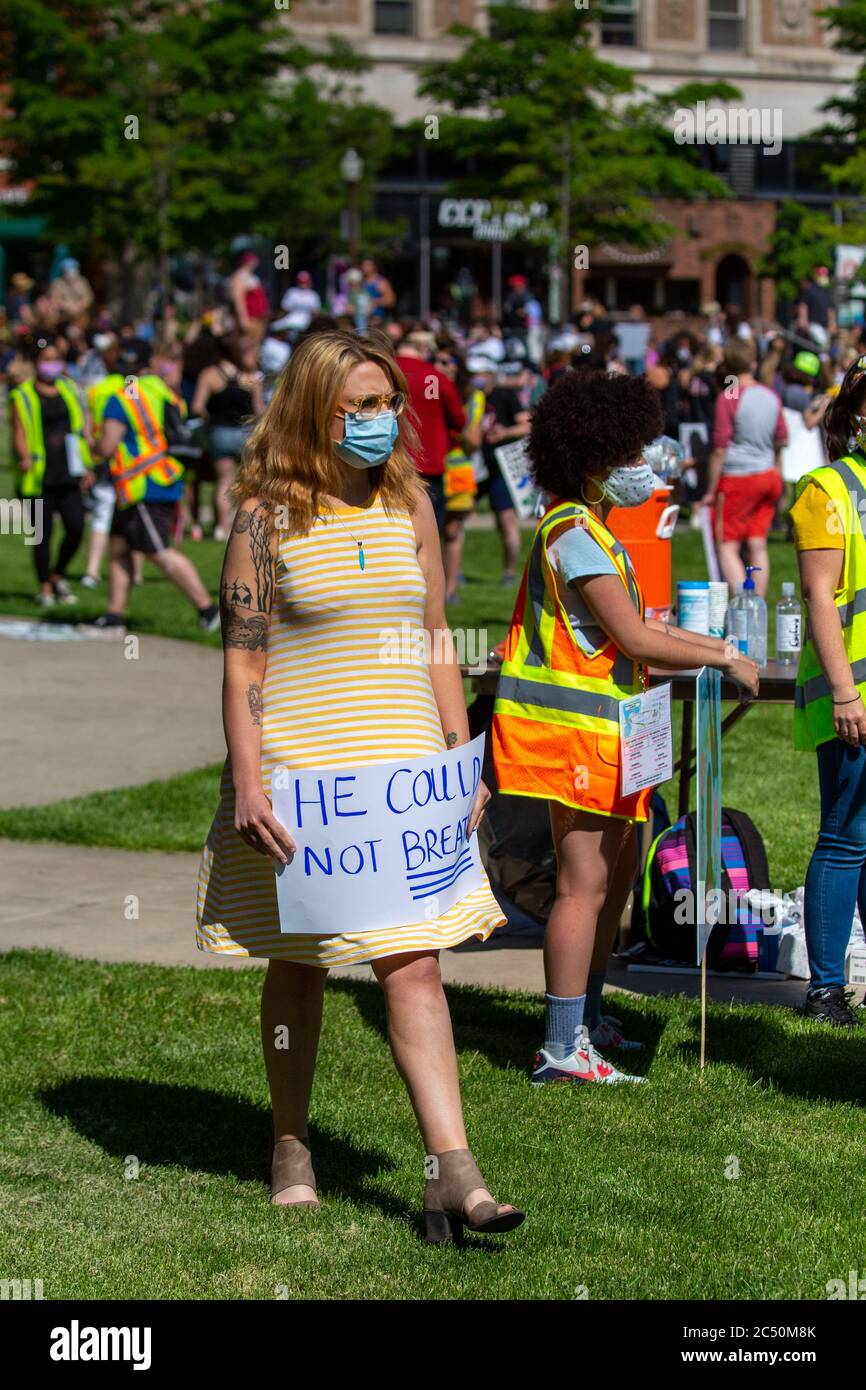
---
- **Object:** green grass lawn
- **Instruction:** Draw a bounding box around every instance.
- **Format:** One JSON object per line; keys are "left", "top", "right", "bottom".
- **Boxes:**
{"left": 0, "top": 948, "right": 863, "bottom": 1301}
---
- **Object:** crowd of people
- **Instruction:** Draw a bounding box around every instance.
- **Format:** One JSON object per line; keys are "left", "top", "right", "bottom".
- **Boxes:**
{"left": 2, "top": 252, "right": 855, "bottom": 626}
{"left": 3, "top": 248, "right": 866, "bottom": 1234}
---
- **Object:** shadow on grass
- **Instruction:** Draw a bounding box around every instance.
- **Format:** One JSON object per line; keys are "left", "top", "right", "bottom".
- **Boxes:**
{"left": 38, "top": 1077, "right": 415, "bottom": 1224}
{"left": 672, "top": 1009, "right": 866, "bottom": 1106}
{"left": 326, "top": 974, "right": 664, "bottom": 1078}
{"left": 329, "top": 974, "right": 866, "bottom": 1105}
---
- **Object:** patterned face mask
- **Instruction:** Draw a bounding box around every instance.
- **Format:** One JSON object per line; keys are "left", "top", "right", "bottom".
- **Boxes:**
{"left": 849, "top": 357, "right": 866, "bottom": 450}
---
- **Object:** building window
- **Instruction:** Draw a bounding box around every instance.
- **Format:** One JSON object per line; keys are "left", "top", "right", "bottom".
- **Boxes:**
{"left": 665, "top": 279, "right": 702, "bottom": 315}
{"left": 708, "top": 0, "right": 745, "bottom": 52}
{"left": 600, "top": 1, "right": 638, "bottom": 47}
{"left": 374, "top": 0, "right": 414, "bottom": 35}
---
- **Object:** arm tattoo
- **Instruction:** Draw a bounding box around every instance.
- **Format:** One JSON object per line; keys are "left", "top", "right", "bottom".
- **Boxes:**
{"left": 243, "top": 503, "right": 274, "bottom": 612}
{"left": 445, "top": 731, "right": 458, "bottom": 748}
{"left": 246, "top": 681, "right": 263, "bottom": 725}
{"left": 220, "top": 504, "right": 275, "bottom": 650}
{"left": 222, "top": 609, "right": 269, "bottom": 651}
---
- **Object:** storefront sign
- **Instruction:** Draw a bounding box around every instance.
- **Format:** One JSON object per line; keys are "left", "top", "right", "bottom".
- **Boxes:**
{"left": 436, "top": 198, "right": 548, "bottom": 243}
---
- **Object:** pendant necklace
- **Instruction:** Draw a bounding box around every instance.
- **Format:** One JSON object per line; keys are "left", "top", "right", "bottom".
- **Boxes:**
{"left": 329, "top": 507, "right": 366, "bottom": 571}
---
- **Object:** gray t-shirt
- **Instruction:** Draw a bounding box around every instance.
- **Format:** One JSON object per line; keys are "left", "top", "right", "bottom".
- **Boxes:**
{"left": 714, "top": 382, "right": 787, "bottom": 477}
{"left": 548, "top": 523, "right": 619, "bottom": 656}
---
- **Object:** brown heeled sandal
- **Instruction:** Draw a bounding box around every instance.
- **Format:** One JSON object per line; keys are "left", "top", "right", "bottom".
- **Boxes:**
{"left": 423, "top": 1148, "right": 525, "bottom": 1243}
{"left": 271, "top": 1137, "right": 319, "bottom": 1209}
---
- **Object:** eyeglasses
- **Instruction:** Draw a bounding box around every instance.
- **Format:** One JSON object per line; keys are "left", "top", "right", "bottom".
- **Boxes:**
{"left": 337, "top": 391, "right": 406, "bottom": 421}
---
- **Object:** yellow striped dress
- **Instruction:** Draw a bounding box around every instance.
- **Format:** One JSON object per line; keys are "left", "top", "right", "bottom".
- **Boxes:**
{"left": 196, "top": 488, "right": 506, "bottom": 964}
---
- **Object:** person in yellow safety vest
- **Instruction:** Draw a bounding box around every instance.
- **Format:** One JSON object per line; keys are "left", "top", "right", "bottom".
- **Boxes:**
{"left": 10, "top": 336, "right": 94, "bottom": 608}
{"left": 441, "top": 357, "right": 484, "bottom": 602}
{"left": 79, "top": 332, "right": 131, "bottom": 591}
{"left": 491, "top": 371, "right": 758, "bottom": 1085}
{"left": 791, "top": 353, "right": 866, "bottom": 1026}
{"left": 89, "top": 338, "right": 220, "bottom": 633}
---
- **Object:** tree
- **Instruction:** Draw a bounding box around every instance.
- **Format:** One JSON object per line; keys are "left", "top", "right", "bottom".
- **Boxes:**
{"left": 417, "top": 0, "right": 738, "bottom": 316}
{"left": 758, "top": 201, "right": 845, "bottom": 307}
{"left": 807, "top": 0, "right": 866, "bottom": 283}
{"left": 0, "top": 0, "right": 395, "bottom": 292}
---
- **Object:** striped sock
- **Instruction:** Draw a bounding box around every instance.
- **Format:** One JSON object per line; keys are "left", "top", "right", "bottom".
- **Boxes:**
{"left": 544, "top": 993, "right": 586, "bottom": 1061}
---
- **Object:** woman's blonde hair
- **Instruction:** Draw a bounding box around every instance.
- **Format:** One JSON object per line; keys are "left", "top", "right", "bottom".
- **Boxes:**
{"left": 231, "top": 329, "right": 424, "bottom": 533}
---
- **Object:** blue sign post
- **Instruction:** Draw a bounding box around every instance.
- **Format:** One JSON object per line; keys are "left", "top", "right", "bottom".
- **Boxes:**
{"left": 694, "top": 666, "right": 722, "bottom": 1069}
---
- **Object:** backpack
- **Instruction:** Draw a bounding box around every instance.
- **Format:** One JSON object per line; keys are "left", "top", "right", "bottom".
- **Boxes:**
{"left": 639, "top": 807, "right": 770, "bottom": 972}
{"left": 163, "top": 399, "right": 202, "bottom": 461}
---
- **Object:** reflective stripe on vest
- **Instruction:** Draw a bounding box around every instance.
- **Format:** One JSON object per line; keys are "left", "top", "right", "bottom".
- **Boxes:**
{"left": 107, "top": 379, "right": 184, "bottom": 506}
{"left": 492, "top": 498, "right": 650, "bottom": 818}
{"left": 10, "top": 377, "right": 91, "bottom": 497}
{"left": 793, "top": 452, "right": 866, "bottom": 750}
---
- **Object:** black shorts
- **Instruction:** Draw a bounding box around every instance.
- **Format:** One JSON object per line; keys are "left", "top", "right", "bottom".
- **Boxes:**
{"left": 111, "top": 500, "right": 177, "bottom": 555}
{"left": 423, "top": 474, "right": 446, "bottom": 535}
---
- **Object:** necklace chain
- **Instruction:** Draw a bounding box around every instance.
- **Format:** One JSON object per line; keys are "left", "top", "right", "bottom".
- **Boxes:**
{"left": 326, "top": 505, "right": 367, "bottom": 571}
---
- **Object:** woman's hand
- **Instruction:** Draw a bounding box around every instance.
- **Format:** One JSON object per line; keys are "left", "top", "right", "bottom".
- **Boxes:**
{"left": 698, "top": 492, "right": 715, "bottom": 509}
{"left": 468, "top": 778, "right": 492, "bottom": 836}
{"left": 724, "top": 647, "right": 760, "bottom": 700}
{"left": 833, "top": 695, "right": 866, "bottom": 746}
{"left": 234, "top": 783, "right": 297, "bottom": 864}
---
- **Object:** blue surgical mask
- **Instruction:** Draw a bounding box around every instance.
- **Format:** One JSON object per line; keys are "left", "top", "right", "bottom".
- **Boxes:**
{"left": 335, "top": 410, "right": 398, "bottom": 469}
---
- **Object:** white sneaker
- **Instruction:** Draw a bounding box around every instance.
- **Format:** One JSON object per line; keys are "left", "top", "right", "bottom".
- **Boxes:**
{"left": 531, "top": 1028, "right": 646, "bottom": 1085}
{"left": 589, "top": 1018, "right": 644, "bottom": 1051}
{"left": 52, "top": 579, "right": 77, "bottom": 605}
{"left": 36, "top": 592, "right": 55, "bottom": 608}
{"left": 80, "top": 574, "right": 100, "bottom": 590}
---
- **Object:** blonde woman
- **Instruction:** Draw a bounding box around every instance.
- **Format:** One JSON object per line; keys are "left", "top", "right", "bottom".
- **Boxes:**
{"left": 196, "top": 330, "right": 524, "bottom": 1242}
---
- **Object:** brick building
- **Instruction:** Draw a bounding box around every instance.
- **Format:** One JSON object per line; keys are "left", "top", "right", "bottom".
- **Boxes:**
{"left": 288, "top": 0, "right": 860, "bottom": 323}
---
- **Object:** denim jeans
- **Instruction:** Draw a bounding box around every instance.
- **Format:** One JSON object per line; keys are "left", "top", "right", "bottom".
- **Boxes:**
{"left": 803, "top": 738, "right": 866, "bottom": 989}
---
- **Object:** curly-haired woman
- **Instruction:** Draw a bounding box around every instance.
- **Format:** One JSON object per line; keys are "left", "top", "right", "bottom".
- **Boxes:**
{"left": 196, "top": 330, "right": 524, "bottom": 1242}
{"left": 492, "top": 372, "right": 759, "bottom": 1084}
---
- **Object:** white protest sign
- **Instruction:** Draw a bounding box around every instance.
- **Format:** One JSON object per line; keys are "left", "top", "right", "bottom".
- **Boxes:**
{"left": 494, "top": 439, "right": 540, "bottom": 520}
{"left": 271, "top": 734, "right": 486, "bottom": 935}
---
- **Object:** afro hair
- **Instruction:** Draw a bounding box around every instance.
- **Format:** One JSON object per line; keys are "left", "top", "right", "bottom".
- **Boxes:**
{"left": 528, "top": 370, "right": 663, "bottom": 497}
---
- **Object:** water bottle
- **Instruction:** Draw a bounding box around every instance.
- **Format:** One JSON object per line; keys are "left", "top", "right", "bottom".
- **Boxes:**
{"left": 775, "top": 581, "right": 802, "bottom": 665}
{"left": 725, "top": 566, "right": 767, "bottom": 666}
{"left": 726, "top": 588, "right": 749, "bottom": 654}
{"left": 747, "top": 567, "right": 768, "bottom": 667}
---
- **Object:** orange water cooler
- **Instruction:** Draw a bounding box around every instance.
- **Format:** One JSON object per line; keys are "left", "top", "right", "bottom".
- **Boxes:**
{"left": 606, "top": 486, "right": 679, "bottom": 621}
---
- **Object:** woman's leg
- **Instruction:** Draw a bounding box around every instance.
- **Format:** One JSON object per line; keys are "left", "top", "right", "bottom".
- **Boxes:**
{"left": 370, "top": 950, "right": 514, "bottom": 1219}
{"left": 443, "top": 515, "right": 464, "bottom": 599}
{"left": 803, "top": 740, "right": 866, "bottom": 992}
{"left": 545, "top": 804, "right": 631, "bottom": 999}
{"left": 260, "top": 959, "right": 327, "bottom": 1204}
{"left": 494, "top": 506, "right": 521, "bottom": 582}
{"left": 213, "top": 456, "right": 235, "bottom": 536}
{"left": 51, "top": 486, "right": 86, "bottom": 580}
{"left": 585, "top": 823, "right": 637, "bottom": 1030}
{"left": 85, "top": 528, "right": 109, "bottom": 582}
{"left": 744, "top": 536, "right": 770, "bottom": 596}
{"left": 717, "top": 540, "right": 746, "bottom": 594}
{"left": 33, "top": 492, "right": 57, "bottom": 596}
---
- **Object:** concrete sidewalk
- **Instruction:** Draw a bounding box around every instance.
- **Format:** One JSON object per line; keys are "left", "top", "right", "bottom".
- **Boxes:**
{"left": 0, "top": 622, "right": 224, "bottom": 808}
{"left": 0, "top": 839, "right": 816, "bottom": 1008}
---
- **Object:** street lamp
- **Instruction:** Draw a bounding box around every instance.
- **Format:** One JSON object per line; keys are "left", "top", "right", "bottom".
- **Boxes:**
{"left": 340, "top": 148, "right": 364, "bottom": 268}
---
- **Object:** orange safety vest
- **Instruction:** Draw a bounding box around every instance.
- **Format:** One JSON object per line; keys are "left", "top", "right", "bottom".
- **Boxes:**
{"left": 107, "top": 376, "right": 185, "bottom": 507}
{"left": 492, "top": 497, "right": 651, "bottom": 821}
